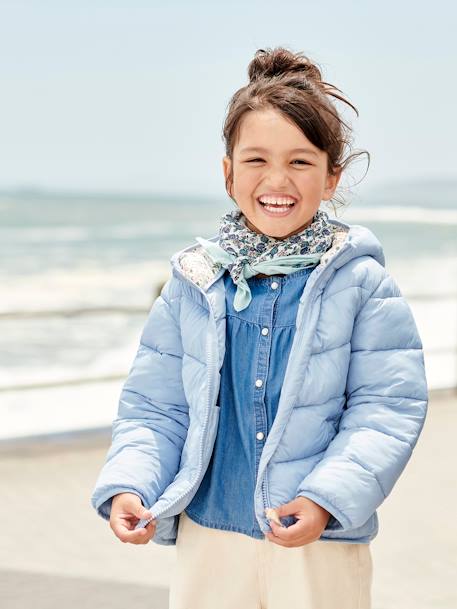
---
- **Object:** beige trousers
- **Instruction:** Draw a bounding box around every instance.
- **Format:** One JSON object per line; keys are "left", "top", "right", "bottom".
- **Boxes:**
{"left": 168, "top": 510, "right": 373, "bottom": 609}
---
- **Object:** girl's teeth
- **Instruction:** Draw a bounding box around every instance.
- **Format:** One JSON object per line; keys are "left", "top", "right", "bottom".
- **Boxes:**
{"left": 264, "top": 205, "right": 291, "bottom": 212}
{"left": 259, "top": 197, "right": 296, "bottom": 206}
{"left": 257, "top": 197, "right": 296, "bottom": 215}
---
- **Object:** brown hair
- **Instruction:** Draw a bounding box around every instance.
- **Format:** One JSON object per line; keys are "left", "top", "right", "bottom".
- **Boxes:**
{"left": 222, "top": 46, "right": 370, "bottom": 213}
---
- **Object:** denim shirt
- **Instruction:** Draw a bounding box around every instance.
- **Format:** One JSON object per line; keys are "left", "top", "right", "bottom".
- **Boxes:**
{"left": 185, "top": 264, "right": 316, "bottom": 539}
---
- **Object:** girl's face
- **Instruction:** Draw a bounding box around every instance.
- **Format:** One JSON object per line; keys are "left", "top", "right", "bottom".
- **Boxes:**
{"left": 222, "top": 108, "right": 342, "bottom": 239}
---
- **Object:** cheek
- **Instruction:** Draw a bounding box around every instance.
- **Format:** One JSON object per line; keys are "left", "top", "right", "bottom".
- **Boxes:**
{"left": 298, "top": 172, "right": 324, "bottom": 192}
{"left": 298, "top": 178, "right": 328, "bottom": 206}
{"left": 234, "top": 169, "right": 256, "bottom": 192}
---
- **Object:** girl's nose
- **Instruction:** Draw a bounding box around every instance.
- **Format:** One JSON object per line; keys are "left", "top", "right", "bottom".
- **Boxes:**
{"left": 264, "top": 173, "right": 290, "bottom": 189}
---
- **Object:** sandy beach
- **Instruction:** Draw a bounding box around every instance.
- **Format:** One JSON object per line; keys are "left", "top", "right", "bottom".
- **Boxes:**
{"left": 0, "top": 387, "right": 456, "bottom": 609}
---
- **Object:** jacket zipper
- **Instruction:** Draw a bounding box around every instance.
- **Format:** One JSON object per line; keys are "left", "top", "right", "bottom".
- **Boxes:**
{"left": 259, "top": 282, "right": 321, "bottom": 527}
{"left": 258, "top": 240, "right": 353, "bottom": 529}
{"left": 138, "top": 264, "right": 225, "bottom": 526}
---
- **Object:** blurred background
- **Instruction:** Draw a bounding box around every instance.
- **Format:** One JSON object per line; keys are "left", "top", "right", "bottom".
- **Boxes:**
{"left": 0, "top": 1, "right": 456, "bottom": 608}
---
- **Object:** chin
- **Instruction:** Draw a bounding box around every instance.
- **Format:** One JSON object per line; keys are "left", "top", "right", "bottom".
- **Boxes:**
{"left": 242, "top": 202, "right": 314, "bottom": 238}
{"left": 246, "top": 215, "right": 307, "bottom": 240}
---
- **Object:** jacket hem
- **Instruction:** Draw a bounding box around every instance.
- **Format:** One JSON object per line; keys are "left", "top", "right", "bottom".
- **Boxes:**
{"left": 318, "top": 535, "right": 373, "bottom": 545}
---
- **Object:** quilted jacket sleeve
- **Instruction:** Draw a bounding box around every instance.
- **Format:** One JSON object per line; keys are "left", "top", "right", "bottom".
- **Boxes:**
{"left": 90, "top": 274, "right": 189, "bottom": 521}
{"left": 296, "top": 263, "right": 429, "bottom": 533}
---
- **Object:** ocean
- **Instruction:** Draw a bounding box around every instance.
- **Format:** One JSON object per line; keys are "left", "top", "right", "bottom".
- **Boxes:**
{"left": 1, "top": 183, "right": 456, "bottom": 440}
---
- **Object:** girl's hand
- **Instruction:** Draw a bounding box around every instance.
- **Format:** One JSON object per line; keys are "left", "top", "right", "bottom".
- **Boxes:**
{"left": 110, "top": 492, "right": 157, "bottom": 545}
{"left": 265, "top": 497, "right": 331, "bottom": 548}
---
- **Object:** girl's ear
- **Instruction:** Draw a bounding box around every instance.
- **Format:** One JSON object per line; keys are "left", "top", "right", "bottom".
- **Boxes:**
{"left": 322, "top": 166, "right": 343, "bottom": 201}
{"left": 222, "top": 156, "right": 231, "bottom": 182}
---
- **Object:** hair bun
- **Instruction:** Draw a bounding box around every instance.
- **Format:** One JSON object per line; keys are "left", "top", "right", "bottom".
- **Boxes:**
{"left": 248, "top": 47, "right": 322, "bottom": 84}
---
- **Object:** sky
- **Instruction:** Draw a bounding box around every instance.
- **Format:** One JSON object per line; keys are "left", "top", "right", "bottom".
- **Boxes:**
{"left": 0, "top": 0, "right": 456, "bottom": 199}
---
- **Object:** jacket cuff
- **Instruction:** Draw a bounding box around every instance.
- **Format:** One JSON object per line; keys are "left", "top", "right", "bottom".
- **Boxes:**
{"left": 91, "top": 487, "right": 150, "bottom": 522}
{"left": 296, "top": 489, "right": 352, "bottom": 532}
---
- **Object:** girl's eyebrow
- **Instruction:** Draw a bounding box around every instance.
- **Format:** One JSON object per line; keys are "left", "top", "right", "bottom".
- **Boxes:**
{"left": 240, "top": 146, "right": 318, "bottom": 157}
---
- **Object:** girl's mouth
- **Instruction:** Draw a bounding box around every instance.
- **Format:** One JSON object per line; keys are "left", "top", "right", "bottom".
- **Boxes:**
{"left": 257, "top": 197, "right": 296, "bottom": 218}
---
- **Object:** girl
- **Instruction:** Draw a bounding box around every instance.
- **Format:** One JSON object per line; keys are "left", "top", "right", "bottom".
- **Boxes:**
{"left": 91, "top": 47, "right": 428, "bottom": 609}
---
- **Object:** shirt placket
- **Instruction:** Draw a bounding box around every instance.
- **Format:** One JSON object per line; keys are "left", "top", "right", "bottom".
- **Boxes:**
{"left": 253, "top": 278, "right": 281, "bottom": 477}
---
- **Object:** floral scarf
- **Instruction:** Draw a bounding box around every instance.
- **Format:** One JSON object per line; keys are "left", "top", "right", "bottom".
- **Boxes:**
{"left": 195, "top": 207, "right": 334, "bottom": 311}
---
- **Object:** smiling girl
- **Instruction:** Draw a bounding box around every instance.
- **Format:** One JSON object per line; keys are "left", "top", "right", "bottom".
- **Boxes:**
{"left": 91, "top": 47, "right": 428, "bottom": 609}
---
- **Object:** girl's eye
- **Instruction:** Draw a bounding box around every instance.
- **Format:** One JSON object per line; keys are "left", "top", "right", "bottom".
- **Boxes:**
{"left": 246, "top": 158, "right": 310, "bottom": 165}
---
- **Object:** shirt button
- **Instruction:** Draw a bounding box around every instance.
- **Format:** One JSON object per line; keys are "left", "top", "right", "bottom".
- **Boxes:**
{"left": 256, "top": 432, "right": 265, "bottom": 441}
{"left": 261, "top": 327, "right": 269, "bottom": 336}
{"left": 271, "top": 281, "right": 279, "bottom": 290}
{"left": 255, "top": 379, "right": 263, "bottom": 388}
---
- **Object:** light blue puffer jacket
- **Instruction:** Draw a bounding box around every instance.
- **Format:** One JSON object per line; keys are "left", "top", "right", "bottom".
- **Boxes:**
{"left": 90, "top": 217, "right": 428, "bottom": 546}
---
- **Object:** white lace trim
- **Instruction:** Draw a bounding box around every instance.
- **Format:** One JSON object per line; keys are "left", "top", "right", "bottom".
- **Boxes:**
{"left": 319, "top": 225, "right": 349, "bottom": 267}
{"left": 178, "top": 248, "right": 222, "bottom": 289}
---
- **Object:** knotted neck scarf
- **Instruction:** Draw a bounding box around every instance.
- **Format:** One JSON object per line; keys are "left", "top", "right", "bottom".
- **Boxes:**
{"left": 196, "top": 207, "right": 334, "bottom": 311}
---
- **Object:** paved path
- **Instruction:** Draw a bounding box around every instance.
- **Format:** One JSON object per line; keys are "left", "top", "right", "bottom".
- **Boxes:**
{"left": 0, "top": 389, "right": 455, "bottom": 609}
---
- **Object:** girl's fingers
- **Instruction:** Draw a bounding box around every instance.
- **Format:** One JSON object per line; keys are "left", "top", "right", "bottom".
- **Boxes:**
{"left": 111, "top": 510, "right": 156, "bottom": 543}
{"left": 117, "top": 517, "right": 137, "bottom": 532}
{"left": 134, "top": 522, "right": 156, "bottom": 544}
{"left": 116, "top": 524, "right": 149, "bottom": 543}
{"left": 123, "top": 521, "right": 156, "bottom": 543}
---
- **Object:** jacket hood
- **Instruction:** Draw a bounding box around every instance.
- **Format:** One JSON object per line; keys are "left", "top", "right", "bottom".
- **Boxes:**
{"left": 170, "top": 217, "right": 386, "bottom": 291}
